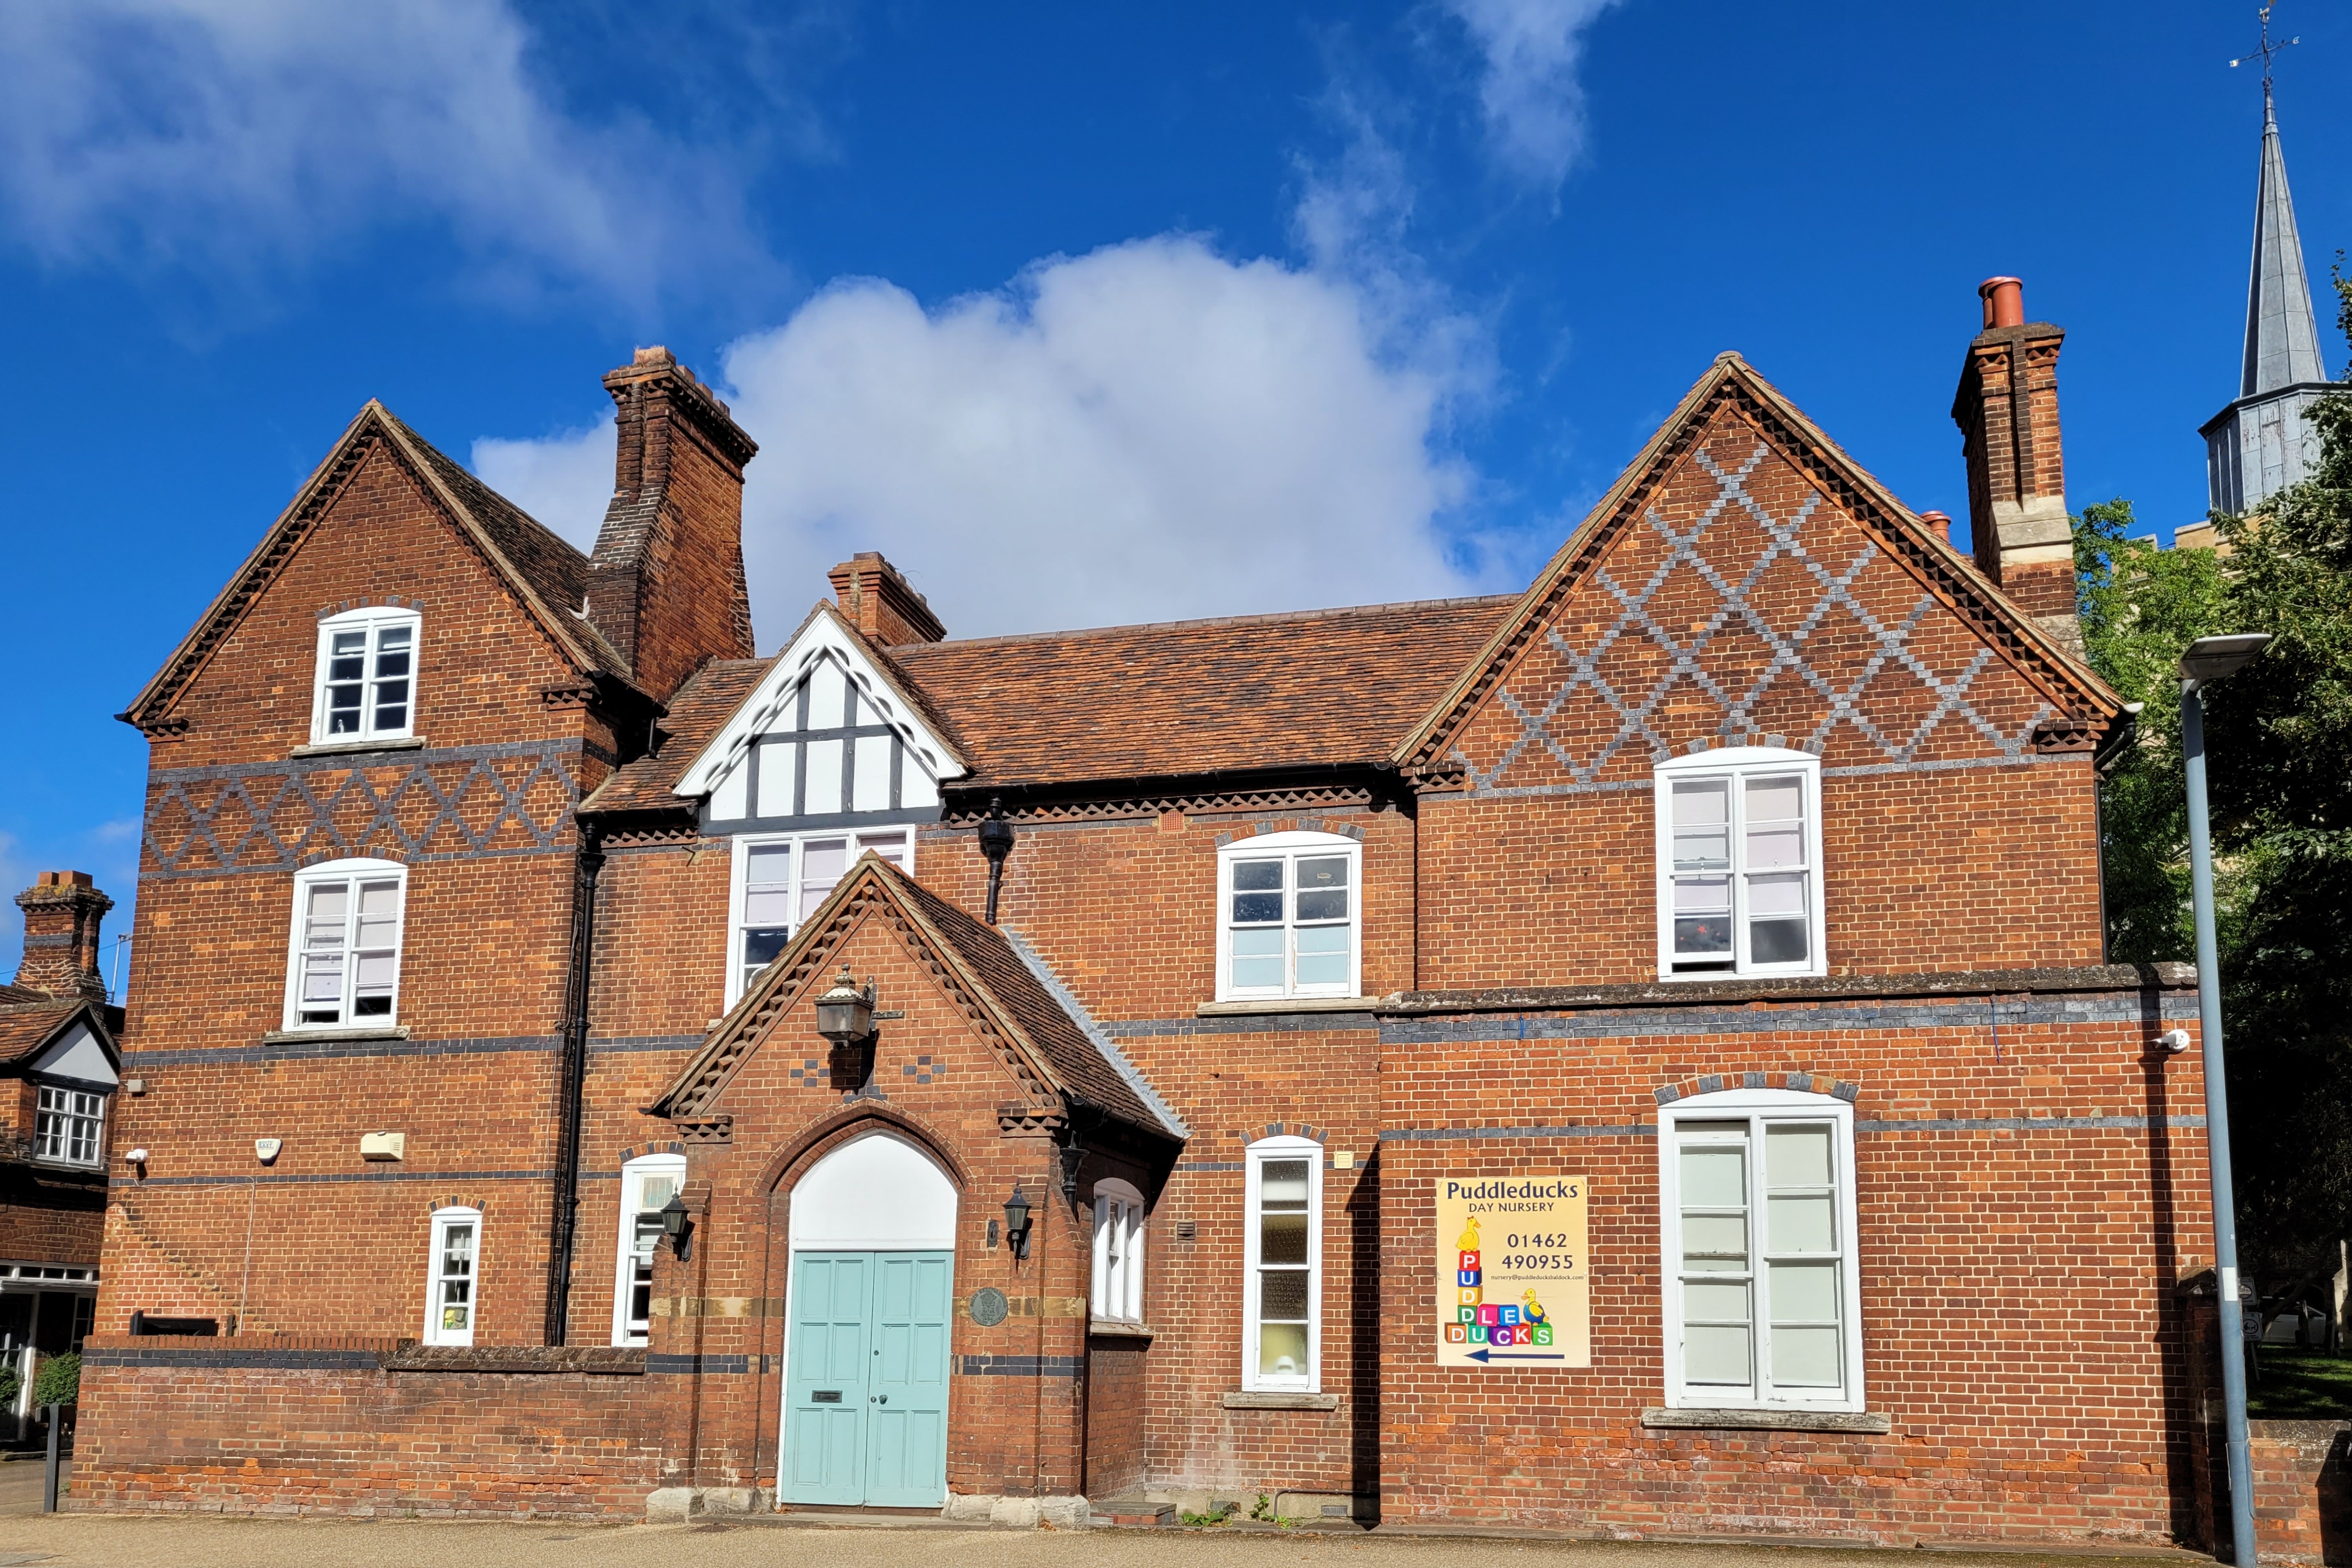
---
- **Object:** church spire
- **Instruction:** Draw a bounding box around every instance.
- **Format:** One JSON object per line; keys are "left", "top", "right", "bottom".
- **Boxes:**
{"left": 2240, "top": 82, "right": 2326, "bottom": 397}
{"left": 2202, "top": 6, "right": 2338, "bottom": 516}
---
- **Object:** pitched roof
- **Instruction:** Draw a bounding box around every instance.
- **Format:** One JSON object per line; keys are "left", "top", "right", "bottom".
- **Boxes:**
{"left": 583, "top": 593, "right": 1517, "bottom": 816}
{"left": 876, "top": 595, "right": 1518, "bottom": 790}
{"left": 582, "top": 657, "right": 769, "bottom": 816}
{"left": 0, "top": 998, "right": 110, "bottom": 1072}
{"left": 653, "top": 855, "right": 1177, "bottom": 1139}
{"left": 1392, "top": 354, "right": 2124, "bottom": 775}
{"left": 122, "top": 402, "right": 632, "bottom": 730}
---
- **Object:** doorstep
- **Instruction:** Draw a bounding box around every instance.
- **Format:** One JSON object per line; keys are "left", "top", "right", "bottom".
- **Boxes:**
{"left": 1090, "top": 1497, "right": 1176, "bottom": 1527}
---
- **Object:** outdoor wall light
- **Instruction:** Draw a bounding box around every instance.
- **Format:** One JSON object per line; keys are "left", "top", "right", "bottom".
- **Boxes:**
{"left": 814, "top": 968, "right": 876, "bottom": 1044}
{"left": 2159, "top": 1029, "right": 2192, "bottom": 1055}
{"left": 660, "top": 1191, "right": 692, "bottom": 1259}
{"left": 125, "top": 1147, "right": 149, "bottom": 1165}
{"left": 1002, "top": 1184, "right": 1033, "bottom": 1261}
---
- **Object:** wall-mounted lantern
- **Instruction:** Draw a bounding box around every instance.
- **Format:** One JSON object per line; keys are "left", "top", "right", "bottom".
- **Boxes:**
{"left": 815, "top": 968, "right": 876, "bottom": 1044}
{"left": 660, "top": 1191, "right": 692, "bottom": 1259}
{"left": 1002, "top": 1183, "right": 1033, "bottom": 1261}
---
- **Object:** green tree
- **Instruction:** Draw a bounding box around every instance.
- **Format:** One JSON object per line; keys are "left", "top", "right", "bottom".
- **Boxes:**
{"left": 2078, "top": 267, "right": 2352, "bottom": 1320}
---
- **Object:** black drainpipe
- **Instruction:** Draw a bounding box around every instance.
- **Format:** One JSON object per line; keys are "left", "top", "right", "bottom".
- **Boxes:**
{"left": 543, "top": 818, "right": 607, "bottom": 1346}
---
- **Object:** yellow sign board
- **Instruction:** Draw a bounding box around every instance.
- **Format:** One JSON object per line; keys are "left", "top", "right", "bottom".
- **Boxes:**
{"left": 1435, "top": 1174, "right": 1590, "bottom": 1368}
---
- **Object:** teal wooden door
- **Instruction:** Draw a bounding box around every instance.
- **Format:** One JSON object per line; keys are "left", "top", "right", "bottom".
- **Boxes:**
{"left": 863, "top": 1252, "right": 953, "bottom": 1506}
{"left": 783, "top": 1254, "right": 870, "bottom": 1505}
{"left": 782, "top": 1251, "right": 951, "bottom": 1507}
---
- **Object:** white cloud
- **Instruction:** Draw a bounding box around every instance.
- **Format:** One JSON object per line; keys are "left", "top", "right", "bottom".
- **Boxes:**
{"left": 1440, "top": 0, "right": 1622, "bottom": 191}
{"left": 0, "top": 0, "right": 771, "bottom": 306}
{"left": 478, "top": 235, "right": 1502, "bottom": 640}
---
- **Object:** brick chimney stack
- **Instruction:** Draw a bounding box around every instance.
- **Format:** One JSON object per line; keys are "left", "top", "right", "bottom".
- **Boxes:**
{"left": 828, "top": 552, "right": 946, "bottom": 646}
{"left": 1952, "top": 277, "right": 2080, "bottom": 652}
{"left": 587, "top": 347, "right": 761, "bottom": 703}
{"left": 15, "top": 872, "right": 112, "bottom": 1003}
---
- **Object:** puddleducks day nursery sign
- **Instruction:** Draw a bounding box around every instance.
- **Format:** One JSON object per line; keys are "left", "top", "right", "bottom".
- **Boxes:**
{"left": 1437, "top": 1174, "right": 1590, "bottom": 1367}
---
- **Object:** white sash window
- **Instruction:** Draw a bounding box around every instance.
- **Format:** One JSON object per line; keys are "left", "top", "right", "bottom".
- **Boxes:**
{"left": 425, "top": 1206, "right": 481, "bottom": 1346}
{"left": 727, "top": 831, "right": 911, "bottom": 1006}
{"left": 1655, "top": 748, "right": 1824, "bottom": 979}
{"left": 613, "top": 1155, "right": 687, "bottom": 1346}
{"left": 284, "top": 859, "right": 407, "bottom": 1030}
{"left": 35, "top": 1086, "right": 106, "bottom": 1168}
{"left": 311, "top": 607, "right": 420, "bottom": 744}
{"left": 1216, "top": 832, "right": 1362, "bottom": 1002}
{"left": 1242, "top": 1137, "right": 1322, "bottom": 1391}
{"left": 1091, "top": 1179, "right": 1147, "bottom": 1325}
{"left": 1658, "top": 1090, "right": 1863, "bottom": 1412}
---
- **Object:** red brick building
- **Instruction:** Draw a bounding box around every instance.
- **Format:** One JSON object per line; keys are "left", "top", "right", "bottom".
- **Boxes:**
{"left": 1, "top": 870, "right": 123, "bottom": 1438}
{"left": 72, "top": 287, "right": 2213, "bottom": 1547}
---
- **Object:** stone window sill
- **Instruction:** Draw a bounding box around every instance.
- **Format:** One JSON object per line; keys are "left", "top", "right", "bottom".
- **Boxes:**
{"left": 289, "top": 736, "right": 428, "bottom": 758}
{"left": 261, "top": 1026, "right": 412, "bottom": 1045}
{"left": 1196, "top": 998, "right": 1374, "bottom": 1017}
{"left": 1088, "top": 1320, "right": 1156, "bottom": 1340}
{"left": 1641, "top": 1406, "right": 1889, "bottom": 1434}
{"left": 1222, "top": 1390, "right": 1339, "bottom": 1410}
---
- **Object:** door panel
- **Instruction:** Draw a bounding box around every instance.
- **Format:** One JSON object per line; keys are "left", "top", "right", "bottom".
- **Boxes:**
{"left": 782, "top": 1254, "right": 869, "bottom": 1505}
{"left": 862, "top": 1252, "right": 952, "bottom": 1507}
{"left": 781, "top": 1250, "right": 952, "bottom": 1508}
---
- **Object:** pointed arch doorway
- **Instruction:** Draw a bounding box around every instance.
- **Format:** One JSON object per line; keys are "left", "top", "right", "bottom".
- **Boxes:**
{"left": 779, "top": 1130, "right": 958, "bottom": 1508}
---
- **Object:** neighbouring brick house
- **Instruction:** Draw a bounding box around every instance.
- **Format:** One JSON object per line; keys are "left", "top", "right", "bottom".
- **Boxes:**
{"left": 73, "top": 284, "right": 2220, "bottom": 1548}
{"left": 1, "top": 870, "right": 124, "bottom": 1434}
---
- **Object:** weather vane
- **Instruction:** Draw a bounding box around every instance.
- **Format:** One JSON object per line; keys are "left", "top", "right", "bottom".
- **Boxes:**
{"left": 2228, "top": 4, "right": 2300, "bottom": 113}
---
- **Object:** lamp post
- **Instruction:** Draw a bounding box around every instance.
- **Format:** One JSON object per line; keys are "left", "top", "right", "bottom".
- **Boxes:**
{"left": 2181, "top": 631, "right": 2270, "bottom": 1567}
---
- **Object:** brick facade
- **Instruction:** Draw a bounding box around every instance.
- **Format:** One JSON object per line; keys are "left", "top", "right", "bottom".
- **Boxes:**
{"left": 69, "top": 327, "right": 2231, "bottom": 1547}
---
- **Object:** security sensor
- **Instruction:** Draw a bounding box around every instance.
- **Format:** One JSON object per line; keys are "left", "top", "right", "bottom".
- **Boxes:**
{"left": 255, "top": 1138, "right": 283, "bottom": 1165}
{"left": 126, "top": 1147, "right": 150, "bottom": 1164}
{"left": 2158, "top": 1029, "right": 2193, "bottom": 1055}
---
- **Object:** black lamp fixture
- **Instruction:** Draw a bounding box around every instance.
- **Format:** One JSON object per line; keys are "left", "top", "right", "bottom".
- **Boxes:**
{"left": 978, "top": 796, "right": 1016, "bottom": 925}
{"left": 1002, "top": 1182, "right": 1034, "bottom": 1261}
{"left": 814, "top": 967, "right": 876, "bottom": 1044}
{"left": 659, "top": 1191, "right": 692, "bottom": 1257}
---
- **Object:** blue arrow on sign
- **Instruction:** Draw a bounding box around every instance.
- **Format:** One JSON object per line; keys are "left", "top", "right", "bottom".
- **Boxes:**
{"left": 1465, "top": 1349, "right": 1566, "bottom": 1363}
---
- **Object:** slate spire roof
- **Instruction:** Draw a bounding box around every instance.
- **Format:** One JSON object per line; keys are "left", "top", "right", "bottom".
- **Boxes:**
{"left": 2241, "top": 86, "right": 2328, "bottom": 398}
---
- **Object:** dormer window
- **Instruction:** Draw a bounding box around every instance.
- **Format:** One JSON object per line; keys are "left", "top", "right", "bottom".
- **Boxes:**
{"left": 34, "top": 1086, "right": 105, "bottom": 1168}
{"left": 312, "top": 607, "right": 420, "bottom": 744}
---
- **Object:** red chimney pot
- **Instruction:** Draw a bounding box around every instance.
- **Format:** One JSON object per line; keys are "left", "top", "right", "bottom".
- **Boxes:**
{"left": 1919, "top": 510, "right": 1952, "bottom": 542}
{"left": 1979, "top": 276, "right": 2025, "bottom": 330}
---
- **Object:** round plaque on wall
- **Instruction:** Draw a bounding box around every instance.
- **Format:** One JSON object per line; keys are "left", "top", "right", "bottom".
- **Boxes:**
{"left": 969, "top": 1286, "right": 1009, "bottom": 1326}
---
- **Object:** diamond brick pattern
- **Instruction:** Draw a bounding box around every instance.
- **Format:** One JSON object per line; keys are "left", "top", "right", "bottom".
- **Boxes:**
{"left": 141, "top": 741, "right": 583, "bottom": 879}
{"left": 1456, "top": 423, "right": 2056, "bottom": 790}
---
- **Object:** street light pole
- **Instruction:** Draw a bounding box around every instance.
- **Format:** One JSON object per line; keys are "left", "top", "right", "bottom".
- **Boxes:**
{"left": 2179, "top": 631, "right": 2271, "bottom": 1567}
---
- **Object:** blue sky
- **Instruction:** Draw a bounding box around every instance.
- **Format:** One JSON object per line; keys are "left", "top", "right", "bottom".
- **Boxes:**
{"left": 2, "top": 0, "right": 2346, "bottom": 984}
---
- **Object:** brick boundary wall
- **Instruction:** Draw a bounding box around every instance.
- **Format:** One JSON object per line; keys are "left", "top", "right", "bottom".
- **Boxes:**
{"left": 2183, "top": 1296, "right": 2352, "bottom": 1563}
{"left": 71, "top": 1333, "right": 668, "bottom": 1518}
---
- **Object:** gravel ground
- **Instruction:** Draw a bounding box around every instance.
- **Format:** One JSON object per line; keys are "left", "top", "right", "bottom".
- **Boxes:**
{"left": 0, "top": 1511, "right": 2211, "bottom": 1568}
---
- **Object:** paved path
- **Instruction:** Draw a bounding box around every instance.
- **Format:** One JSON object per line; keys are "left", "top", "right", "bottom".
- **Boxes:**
{"left": 0, "top": 1514, "right": 2206, "bottom": 1568}
{"left": 0, "top": 1459, "right": 64, "bottom": 1517}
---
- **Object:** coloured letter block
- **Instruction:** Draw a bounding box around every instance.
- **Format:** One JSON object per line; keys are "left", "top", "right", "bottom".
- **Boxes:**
{"left": 1459, "top": 1251, "right": 1479, "bottom": 1270}
{"left": 1468, "top": 1325, "right": 1489, "bottom": 1344}
{"left": 1458, "top": 1287, "right": 1481, "bottom": 1306}
{"left": 1477, "top": 1304, "right": 1500, "bottom": 1326}
{"left": 1534, "top": 1323, "right": 1554, "bottom": 1346}
{"left": 1457, "top": 1307, "right": 1476, "bottom": 1324}
{"left": 1457, "top": 1269, "right": 1480, "bottom": 1288}
{"left": 1499, "top": 1305, "right": 1521, "bottom": 1326}
{"left": 1445, "top": 1324, "right": 1466, "bottom": 1343}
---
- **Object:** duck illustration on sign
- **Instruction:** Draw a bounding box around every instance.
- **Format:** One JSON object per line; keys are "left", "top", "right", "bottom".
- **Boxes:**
{"left": 1436, "top": 1174, "right": 1589, "bottom": 1368}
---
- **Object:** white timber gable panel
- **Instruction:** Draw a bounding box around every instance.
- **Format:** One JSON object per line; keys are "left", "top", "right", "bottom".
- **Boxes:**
{"left": 677, "top": 606, "right": 964, "bottom": 834}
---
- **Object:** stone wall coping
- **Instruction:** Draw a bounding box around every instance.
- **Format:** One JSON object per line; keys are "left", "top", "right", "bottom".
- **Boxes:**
{"left": 1196, "top": 997, "right": 1375, "bottom": 1017}
{"left": 1642, "top": 1406, "right": 1892, "bottom": 1434}
{"left": 1381, "top": 963, "right": 2196, "bottom": 1016}
{"left": 380, "top": 1345, "right": 647, "bottom": 1375}
{"left": 83, "top": 1332, "right": 405, "bottom": 1352}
